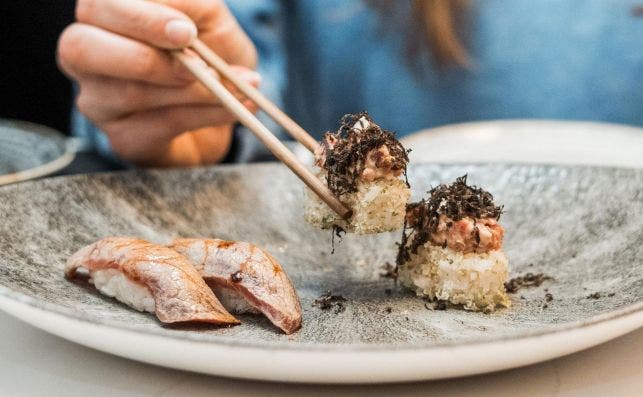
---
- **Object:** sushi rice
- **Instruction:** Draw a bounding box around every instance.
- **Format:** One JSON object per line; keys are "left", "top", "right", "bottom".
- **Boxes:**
{"left": 398, "top": 243, "right": 510, "bottom": 312}
{"left": 92, "top": 269, "right": 155, "bottom": 313}
{"left": 304, "top": 171, "right": 410, "bottom": 234}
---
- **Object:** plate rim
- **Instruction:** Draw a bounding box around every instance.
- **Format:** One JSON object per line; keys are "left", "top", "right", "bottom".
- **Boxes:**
{"left": 400, "top": 118, "right": 643, "bottom": 141}
{"left": 0, "top": 291, "right": 641, "bottom": 384}
{"left": 0, "top": 119, "right": 76, "bottom": 186}
{"left": 0, "top": 160, "right": 640, "bottom": 193}
{"left": 0, "top": 283, "right": 641, "bottom": 352}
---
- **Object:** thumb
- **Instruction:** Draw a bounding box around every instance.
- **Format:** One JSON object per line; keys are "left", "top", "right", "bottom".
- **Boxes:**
{"left": 76, "top": 0, "right": 197, "bottom": 48}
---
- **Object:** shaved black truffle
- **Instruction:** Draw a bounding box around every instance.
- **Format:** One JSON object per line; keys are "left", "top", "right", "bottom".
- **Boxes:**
{"left": 396, "top": 175, "right": 503, "bottom": 267}
{"left": 319, "top": 112, "right": 409, "bottom": 197}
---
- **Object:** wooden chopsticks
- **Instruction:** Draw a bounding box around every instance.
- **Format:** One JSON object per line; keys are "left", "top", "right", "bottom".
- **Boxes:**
{"left": 171, "top": 40, "right": 352, "bottom": 220}
{"left": 190, "top": 40, "right": 319, "bottom": 153}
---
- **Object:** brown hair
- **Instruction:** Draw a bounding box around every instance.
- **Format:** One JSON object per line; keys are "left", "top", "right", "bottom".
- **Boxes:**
{"left": 370, "top": 0, "right": 472, "bottom": 68}
{"left": 414, "top": 0, "right": 471, "bottom": 67}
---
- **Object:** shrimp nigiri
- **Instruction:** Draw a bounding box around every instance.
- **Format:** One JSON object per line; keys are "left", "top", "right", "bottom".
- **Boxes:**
{"left": 65, "top": 237, "right": 239, "bottom": 325}
{"left": 169, "top": 238, "right": 302, "bottom": 334}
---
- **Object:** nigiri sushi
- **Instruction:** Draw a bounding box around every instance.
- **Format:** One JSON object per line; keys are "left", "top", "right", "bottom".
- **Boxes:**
{"left": 65, "top": 237, "right": 239, "bottom": 325}
{"left": 169, "top": 238, "right": 303, "bottom": 334}
{"left": 304, "top": 112, "right": 411, "bottom": 234}
{"left": 396, "top": 175, "right": 510, "bottom": 312}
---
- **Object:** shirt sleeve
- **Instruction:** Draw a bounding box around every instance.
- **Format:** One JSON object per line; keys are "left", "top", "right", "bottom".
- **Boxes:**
{"left": 71, "top": 0, "right": 289, "bottom": 164}
{"left": 225, "top": 0, "right": 289, "bottom": 162}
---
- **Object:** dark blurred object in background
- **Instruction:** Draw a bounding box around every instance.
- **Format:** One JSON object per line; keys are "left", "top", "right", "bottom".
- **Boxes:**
{"left": 0, "top": 1, "right": 75, "bottom": 135}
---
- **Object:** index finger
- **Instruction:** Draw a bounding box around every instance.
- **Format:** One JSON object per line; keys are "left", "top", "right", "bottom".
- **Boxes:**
{"left": 76, "top": 0, "right": 197, "bottom": 48}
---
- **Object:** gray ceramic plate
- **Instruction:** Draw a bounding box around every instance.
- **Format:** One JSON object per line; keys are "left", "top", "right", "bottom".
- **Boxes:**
{"left": 0, "top": 162, "right": 641, "bottom": 383}
{"left": 401, "top": 120, "right": 643, "bottom": 168}
{"left": 0, "top": 119, "right": 76, "bottom": 186}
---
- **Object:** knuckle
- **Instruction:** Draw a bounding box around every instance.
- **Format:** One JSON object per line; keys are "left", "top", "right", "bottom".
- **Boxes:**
{"left": 122, "top": 81, "right": 145, "bottom": 108}
{"left": 131, "top": 47, "right": 158, "bottom": 79}
{"left": 121, "top": 7, "right": 153, "bottom": 32}
{"left": 195, "top": 0, "right": 225, "bottom": 24}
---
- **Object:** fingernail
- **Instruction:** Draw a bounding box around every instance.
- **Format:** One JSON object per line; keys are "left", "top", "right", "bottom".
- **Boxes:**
{"left": 165, "top": 19, "right": 197, "bottom": 47}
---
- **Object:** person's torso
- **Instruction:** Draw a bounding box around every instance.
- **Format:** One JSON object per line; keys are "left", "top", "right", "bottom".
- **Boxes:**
{"left": 278, "top": 0, "right": 643, "bottom": 137}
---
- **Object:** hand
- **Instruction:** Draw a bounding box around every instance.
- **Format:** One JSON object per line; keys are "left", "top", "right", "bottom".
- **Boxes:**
{"left": 57, "top": 0, "right": 259, "bottom": 166}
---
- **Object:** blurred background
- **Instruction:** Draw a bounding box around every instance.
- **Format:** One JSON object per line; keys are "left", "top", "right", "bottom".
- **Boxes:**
{"left": 0, "top": 1, "right": 641, "bottom": 178}
{"left": 0, "top": 1, "right": 75, "bottom": 133}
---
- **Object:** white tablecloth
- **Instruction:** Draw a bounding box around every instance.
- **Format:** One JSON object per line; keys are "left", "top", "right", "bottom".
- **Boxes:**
{"left": 1, "top": 311, "right": 640, "bottom": 396}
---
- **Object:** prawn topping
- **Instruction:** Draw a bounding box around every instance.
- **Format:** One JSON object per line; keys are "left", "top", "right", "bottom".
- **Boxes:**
{"left": 313, "top": 112, "right": 409, "bottom": 196}
{"left": 398, "top": 175, "right": 505, "bottom": 265}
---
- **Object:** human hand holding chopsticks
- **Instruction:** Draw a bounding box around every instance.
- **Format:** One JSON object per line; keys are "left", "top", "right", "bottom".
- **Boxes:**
{"left": 173, "top": 43, "right": 351, "bottom": 219}
{"left": 57, "top": 0, "right": 351, "bottom": 218}
{"left": 57, "top": 0, "right": 259, "bottom": 166}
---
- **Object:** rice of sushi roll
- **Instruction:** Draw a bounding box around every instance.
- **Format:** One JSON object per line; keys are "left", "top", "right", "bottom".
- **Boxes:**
{"left": 304, "top": 112, "right": 410, "bottom": 234}
{"left": 396, "top": 175, "right": 509, "bottom": 312}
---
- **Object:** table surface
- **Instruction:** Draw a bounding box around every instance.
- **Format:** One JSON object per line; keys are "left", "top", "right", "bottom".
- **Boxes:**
{"left": 0, "top": 311, "right": 640, "bottom": 396}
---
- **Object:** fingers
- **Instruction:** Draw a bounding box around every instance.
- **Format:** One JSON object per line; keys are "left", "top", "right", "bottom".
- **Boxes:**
{"left": 75, "top": 0, "right": 256, "bottom": 67}
{"left": 157, "top": 0, "right": 257, "bottom": 67}
{"left": 77, "top": 79, "right": 216, "bottom": 123}
{"left": 102, "top": 104, "right": 251, "bottom": 158}
{"left": 149, "top": 125, "right": 234, "bottom": 167}
{"left": 58, "top": 23, "right": 194, "bottom": 86}
{"left": 76, "top": 0, "right": 197, "bottom": 48}
{"left": 75, "top": 66, "right": 261, "bottom": 123}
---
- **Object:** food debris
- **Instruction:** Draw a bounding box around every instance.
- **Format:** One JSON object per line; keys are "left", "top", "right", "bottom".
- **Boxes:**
{"left": 379, "top": 262, "right": 398, "bottom": 280}
{"left": 385, "top": 307, "right": 392, "bottom": 314}
{"left": 542, "top": 292, "right": 554, "bottom": 308}
{"left": 587, "top": 292, "right": 601, "bottom": 299}
{"left": 230, "top": 271, "right": 243, "bottom": 283}
{"left": 504, "top": 272, "right": 552, "bottom": 293}
{"left": 313, "top": 290, "right": 347, "bottom": 314}
{"left": 384, "top": 288, "right": 392, "bottom": 295}
{"left": 424, "top": 300, "right": 448, "bottom": 311}
{"left": 330, "top": 225, "right": 346, "bottom": 254}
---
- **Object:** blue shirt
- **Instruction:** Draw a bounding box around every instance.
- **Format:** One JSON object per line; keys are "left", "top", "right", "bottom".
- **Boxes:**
{"left": 76, "top": 0, "right": 643, "bottom": 162}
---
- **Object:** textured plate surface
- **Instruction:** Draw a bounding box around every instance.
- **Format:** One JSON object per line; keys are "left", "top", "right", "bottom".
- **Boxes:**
{"left": 0, "top": 163, "right": 641, "bottom": 382}
{"left": 0, "top": 119, "right": 75, "bottom": 185}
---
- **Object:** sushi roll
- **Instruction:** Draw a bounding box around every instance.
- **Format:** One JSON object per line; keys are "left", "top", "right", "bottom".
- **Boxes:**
{"left": 65, "top": 237, "right": 239, "bottom": 325}
{"left": 169, "top": 238, "right": 303, "bottom": 334}
{"left": 396, "top": 175, "right": 510, "bottom": 312}
{"left": 304, "top": 112, "right": 410, "bottom": 234}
